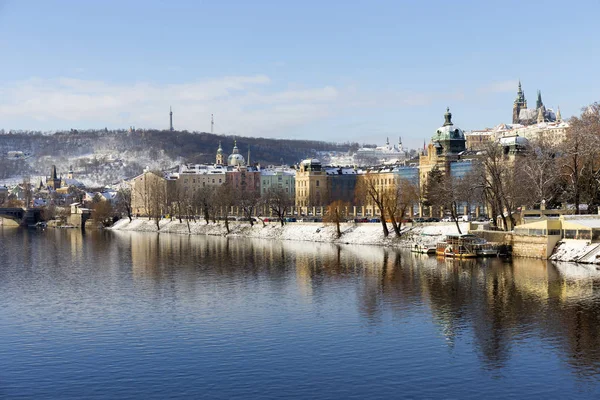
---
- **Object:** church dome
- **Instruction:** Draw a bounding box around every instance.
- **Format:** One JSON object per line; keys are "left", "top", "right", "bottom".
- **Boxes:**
{"left": 432, "top": 108, "right": 464, "bottom": 141}
{"left": 227, "top": 140, "right": 245, "bottom": 166}
{"left": 228, "top": 153, "right": 245, "bottom": 166}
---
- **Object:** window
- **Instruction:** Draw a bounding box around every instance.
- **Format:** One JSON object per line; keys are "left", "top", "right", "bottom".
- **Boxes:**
{"left": 316, "top": 180, "right": 320, "bottom": 187}
{"left": 564, "top": 230, "right": 577, "bottom": 239}
{"left": 219, "top": 179, "right": 222, "bottom": 183}
{"left": 578, "top": 230, "right": 591, "bottom": 240}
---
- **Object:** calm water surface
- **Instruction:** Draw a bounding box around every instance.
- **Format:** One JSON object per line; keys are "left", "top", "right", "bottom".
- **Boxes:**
{"left": 1, "top": 228, "right": 600, "bottom": 399}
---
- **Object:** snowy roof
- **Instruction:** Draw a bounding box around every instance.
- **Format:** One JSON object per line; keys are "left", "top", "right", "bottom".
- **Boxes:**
{"left": 261, "top": 169, "right": 295, "bottom": 176}
{"left": 302, "top": 158, "right": 321, "bottom": 164}
{"left": 562, "top": 217, "right": 600, "bottom": 229}
{"left": 325, "top": 167, "right": 358, "bottom": 175}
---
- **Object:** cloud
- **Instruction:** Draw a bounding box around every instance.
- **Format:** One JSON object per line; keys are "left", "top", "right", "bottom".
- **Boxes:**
{"left": 0, "top": 75, "right": 512, "bottom": 138}
{"left": 0, "top": 75, "right": 346, "bottom": 136}
{"left": 476, "top": 80, "right": 518, "bottom": 94}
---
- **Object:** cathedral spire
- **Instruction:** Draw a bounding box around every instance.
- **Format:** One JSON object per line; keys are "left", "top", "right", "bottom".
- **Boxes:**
{"left": 537, "top": 106, "right": 544, "bottom": 124}
{"left": 536, "top": 90, "right": 543, "bottom": 109}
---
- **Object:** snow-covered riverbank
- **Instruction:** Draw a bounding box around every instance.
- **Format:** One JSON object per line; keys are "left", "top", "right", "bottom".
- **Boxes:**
{"left": 109, "top": 218, "right": 468, "bottom": 247}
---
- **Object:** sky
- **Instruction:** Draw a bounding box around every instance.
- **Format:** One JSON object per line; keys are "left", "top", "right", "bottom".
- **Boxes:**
{"left": 1, "top": 0, "right": 599, "bottom": 149}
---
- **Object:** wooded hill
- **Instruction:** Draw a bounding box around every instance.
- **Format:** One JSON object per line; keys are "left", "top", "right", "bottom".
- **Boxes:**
{"left": 0, "top": 129, "right": 358, "bottom": 166}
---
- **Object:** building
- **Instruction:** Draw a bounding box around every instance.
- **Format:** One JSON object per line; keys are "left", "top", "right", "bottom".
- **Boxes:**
{"left": 227, "top": 165, "right": 261, "bottom": 194}
{"left": 47, "top": 165, "right": 61, "bottom": 190}
{"left": 295, "top": 159, "right": 327, "bottom": 208}
{"left": 130, "top": 170, "right": 175, "bottom": 216}
{"left": 325, "top": 166, "right": 359, "bottom": 205}
{"left": 260, "top": 166, "right": 296, "bottom": 197}
{"left": 512, "top": 82, "right": 557, "bottom": 126}
{"left": 355, "top": 137, "right": 407, "bottom": 165}
{"left": 419, "top": 108, "right": 467, "bottom": 191}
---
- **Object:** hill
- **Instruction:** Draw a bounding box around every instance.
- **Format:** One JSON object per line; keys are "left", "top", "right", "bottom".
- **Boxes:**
{"left": 0, "top": 129, "right": 358, "bottom": 186}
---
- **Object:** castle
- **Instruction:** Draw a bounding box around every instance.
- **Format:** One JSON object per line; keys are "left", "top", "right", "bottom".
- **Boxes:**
{"left": 512, "top": 81, "right": 558, "bottom": 125}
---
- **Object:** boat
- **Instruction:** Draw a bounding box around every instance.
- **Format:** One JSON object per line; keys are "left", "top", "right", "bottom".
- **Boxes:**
{"left": 411, "top": 244, "right": 437, "bottom": 255}
{"left": 436, "top": 234, "right": 497, "bottom": 258}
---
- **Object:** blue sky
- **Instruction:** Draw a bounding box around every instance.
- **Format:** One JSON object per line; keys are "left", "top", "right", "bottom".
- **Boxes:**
{"left": 1, "top": 0, "right": 599, "bottom": 148}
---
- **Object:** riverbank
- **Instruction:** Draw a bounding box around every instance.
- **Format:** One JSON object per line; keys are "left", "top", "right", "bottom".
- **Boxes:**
{"left": 109, "top": 218, "right": 468, "bottom": 247}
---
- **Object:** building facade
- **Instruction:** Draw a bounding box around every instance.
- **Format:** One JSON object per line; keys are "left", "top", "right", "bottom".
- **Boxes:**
{"left": 260, "top": 166, "right": 296, "bottom": 197}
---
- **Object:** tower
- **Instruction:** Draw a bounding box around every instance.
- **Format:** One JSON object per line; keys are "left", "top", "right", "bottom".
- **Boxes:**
{"left": 216, "top": 141, "right": 224, "bottom": 165}
{"left": 537, "top": 107, "right": 544, "bottom": 124}
{"left": 211, "top": 114, "right": 214, "bottom": 134}
{"left": 169, "top": 106, "right": 173, "bottom": 131}
{"left": 48, "top": 165, "right": 61, "bottom": 190}
{"left": 512, "top": 81, "right": 527, "bottom": 124}
{"left": 556, "top": 106, "right": 562, "bottom": 122}
{"left": 536, "top": 90, "right": 543, "bottom": 109}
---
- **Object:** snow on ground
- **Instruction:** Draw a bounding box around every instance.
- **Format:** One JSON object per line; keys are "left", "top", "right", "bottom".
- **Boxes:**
{"left": 550, "top": 240, "right": 599, "bottom": 263}
{"left": 109, "top": 218, "right": 468, "bottom": 247}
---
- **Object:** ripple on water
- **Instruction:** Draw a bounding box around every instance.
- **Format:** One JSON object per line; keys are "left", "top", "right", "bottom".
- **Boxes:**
{"left": 0, "top": 229, "right": 600, "bottom": 399}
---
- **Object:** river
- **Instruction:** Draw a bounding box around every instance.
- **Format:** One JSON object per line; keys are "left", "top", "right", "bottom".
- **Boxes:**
{"left": 1, "top": 228, "right": 600, "bottom": 399}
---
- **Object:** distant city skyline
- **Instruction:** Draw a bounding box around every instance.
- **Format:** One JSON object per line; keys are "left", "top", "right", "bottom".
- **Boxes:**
{"left": 1, "top": 0, "right": 599, "bottom": 149}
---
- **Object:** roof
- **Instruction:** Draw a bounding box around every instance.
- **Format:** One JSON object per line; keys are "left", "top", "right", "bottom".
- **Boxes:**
{"left": 562, "top": 218, "right": 600, "bottom": 229}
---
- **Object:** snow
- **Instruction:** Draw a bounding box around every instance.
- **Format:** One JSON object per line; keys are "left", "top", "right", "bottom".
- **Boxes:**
{"left": 109, "top": 218, "right": 468, "bottom": 248}
{"left": 549, "top": 240, "right": 600, "bottom": 264}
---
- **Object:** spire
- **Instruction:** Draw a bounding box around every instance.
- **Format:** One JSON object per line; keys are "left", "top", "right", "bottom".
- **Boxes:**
{"left": 217, "top": 141, "right": 223, "bottom": 154}
{"left": 556, "top": 106, "right": 562, "bottom": 122}
{"left": 386, "top": 137, "right": 389, "bottom": 145}
{"left": 51, "top": 165, "right": 57, "bottom": 180}
{"left": 247, "top": 145, "right": 251, "bottom": 166}
{"left": 232, "top": 139, "right": 239, "bottom": 154}
{"left": 536, "top": 90, "right": 543, "bottom": 109}
{"left": 515, "top": 80, "right": 526, "bottom": 105}
{"left": 443, "top": 107, "right": 453, "bottom": 126}
{"left": 537, "top": 106, "right": 544, "bottom": 124}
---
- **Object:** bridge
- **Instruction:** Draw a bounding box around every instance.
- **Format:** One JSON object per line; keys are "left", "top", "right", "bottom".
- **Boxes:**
{"left": 0, "top": 208, "right": 43, "bottom": 227}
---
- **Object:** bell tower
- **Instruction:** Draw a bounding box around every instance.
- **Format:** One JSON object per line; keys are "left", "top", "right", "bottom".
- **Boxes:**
{"left": 512, "top": 81, "right": 527, "bottom": 124}
{"left": 216, "top": 141, "right": 224, "bottom": 165}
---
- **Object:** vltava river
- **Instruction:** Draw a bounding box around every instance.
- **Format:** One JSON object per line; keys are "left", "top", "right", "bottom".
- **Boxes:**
{"left": 1, "top": 228, "right": 600, "bottom": 399}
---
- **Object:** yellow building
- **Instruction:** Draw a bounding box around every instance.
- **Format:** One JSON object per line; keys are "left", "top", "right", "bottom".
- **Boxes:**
{"left": 295, "top": 159, "right": 327, "bottom": 208}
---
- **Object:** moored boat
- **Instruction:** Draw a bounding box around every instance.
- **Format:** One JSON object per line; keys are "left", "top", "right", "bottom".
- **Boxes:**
{"left": 412, "top": 244, "right": 437, "bottom": 255}
{"left": 436, "top": 234, "right": 497, "bottom": 258}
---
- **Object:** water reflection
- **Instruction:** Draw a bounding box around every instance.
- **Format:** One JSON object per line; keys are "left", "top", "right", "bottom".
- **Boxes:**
{"left": 3, "top": 228, "right": 600, "bottom": 383}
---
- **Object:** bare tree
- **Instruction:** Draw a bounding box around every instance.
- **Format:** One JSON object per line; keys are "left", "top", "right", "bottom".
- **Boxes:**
{"left": 386, "top": 178, "right": 419, "bottom": 237}
{"left": 193, "top": 185, "right": 216, "bottom": 224}
{"left": 237, "top": 189, "right": 260, "bottom": 226}
{"left": 562, "top": 103, "right": 600, "bottom": 214}
{"left": 423, "top": 167, "right": 463, "bottom": 234}
{"left": 262, "top": 187, "right": 293, "bottom": 227}
{"left": 144, "top": 171, "right": 169, "bottom": 230}
{"left": 520, "top": 138, "right": 561, "bottom": 208}
{"left": 324, "top": 200, "right": 350, "bottom": 238}
{"left": 355, "top": 172, "right": 389, "bottom": 237}
{"left": 216, "top": 183, "right": 236, "bottom": 233}
{"left": 92, "top": 199, "right": 113, "bottom": 227}
{"left": 115, "top": 186, "right": 133, "bottom": 221}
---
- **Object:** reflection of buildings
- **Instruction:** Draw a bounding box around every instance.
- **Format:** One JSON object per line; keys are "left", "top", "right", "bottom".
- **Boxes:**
{"left": 116, "top": 231, "right": 600, "bottom": 376}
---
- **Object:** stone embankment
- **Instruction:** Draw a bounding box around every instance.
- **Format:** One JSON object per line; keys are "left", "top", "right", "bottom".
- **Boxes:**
{"left": 109, "top": 218, "right": 468, "bottom": 248}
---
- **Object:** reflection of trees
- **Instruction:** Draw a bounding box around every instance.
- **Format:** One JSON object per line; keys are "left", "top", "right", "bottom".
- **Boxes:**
{"left": 114, "top": 231, "right": 600, "bottom": 376}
